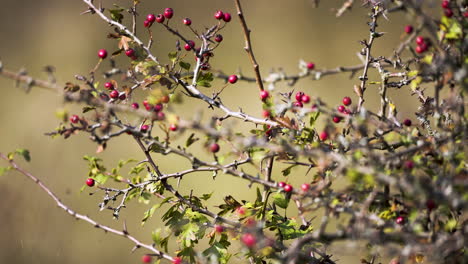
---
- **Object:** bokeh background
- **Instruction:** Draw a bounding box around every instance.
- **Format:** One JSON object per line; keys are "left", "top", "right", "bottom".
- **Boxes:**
{"left": 0, "top": 0, "right": 441, "bottom": 263}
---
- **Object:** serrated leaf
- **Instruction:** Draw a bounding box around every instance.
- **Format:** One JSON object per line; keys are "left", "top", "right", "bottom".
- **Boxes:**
{"left": 109, "top": 6, "right": 124, "bottom": 22}
{"left": 273, "top": 192, "right": 289, "bottom": 209}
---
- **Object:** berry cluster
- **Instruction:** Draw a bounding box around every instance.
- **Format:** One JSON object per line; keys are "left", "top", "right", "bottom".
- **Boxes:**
{"left": 293, "top": 91, "right": 311, "bottom": 108}
{"left": 415, "top": 35, "right": 431, "bottom": 54}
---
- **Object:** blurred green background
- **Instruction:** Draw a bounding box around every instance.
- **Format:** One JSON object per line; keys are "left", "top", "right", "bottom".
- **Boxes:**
{"left": 0, "top": 0, "right": 436, "bottom": 263}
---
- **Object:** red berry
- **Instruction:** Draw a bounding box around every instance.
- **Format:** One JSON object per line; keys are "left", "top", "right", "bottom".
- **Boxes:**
{"left": 86, "top": 178, "right": 95, "bottom": 187}
{"left": 109, "top": 90, "right": 119, "bottom": 99}
{"left": 260, "top": 90, "right": 269, "bottom": 101}
{"left": 441, "top": 0, "right": 450, "bottom": 9}
{"left": 183, "top": 18, "right": 191, "bottom": 25}
{"left": 306, "top": 62, "right": 315, "bottom": 70}
{"left": 201, "top": 63, "right": 210, "bottom": 71}
{"left": 342, "top": 96, "right": 352, "bottom": 106}
{"left": 403, "top": 119, "right": 412, "bottom": 126}
{"left": 241, "top": 233, "right": 256, "bottom": 248}
{"left": 119, "top": 93, "right": 126, "bottom": 100}
{"left": 278, "top": 181, "right": 286, "bottom": 188}
{"left": 184, "top": 40, "right": 195, "bottom": 51}
{"left": 228, "top": 75, "right": 238, "bottom": 84}
{"left": 172, "top": 257, "right": 182, "bottom": 264}
{"left": 295, "top": 91, "right": 305, "bottom": 102}
{"left": 98, "top": 49, "right": 108, "bottom": 59}
{"left": 131, "top": 103, "right": 139, "bottom": 109}
{"left": 155, "top": 14, "right": 165, "bottom": 23}
{"left": 464, "top": 11, "right": 468, "bottom": 18}
{"left": 164, "top": 8, "right": 173, "bottom": 19}
{"left": 142, "top": 100, "right": 150, "bottom": 107}
{"left": 146, "top": 14, "right": 156, "bottom": 23}
{"left": 301, "top": 94, "right": 310, "bottom": 103}
{"left": 444, "top": 8, "right": 453, "bottom": 18}
{"left": 301, "top": 183, "right": 310, "bottom": 191}
{"left": 70, "top": 115, "right": 80, "bottom": 124}
{"left": 426, "top": 199, "right": 437, "bottom": 211}
{"left": 161, "top": 95, "right": 170, "bottom": 103}
{"left": 262, "top": 110, "right": 271, "bottom": 118}
{"left": 209, "top": 143, "right": 220, "bottom": 153}
{"left": 125, "top": 48, "right": 135, "bottom": 57}
{"left": 395, "top": 216, "right": 405, "bottom": 225}
{"left": 214, "top": 10, "right": 224, "bottom": 20}
{"left": 416, "top": 36, "right": 425, "bottom": 45}
{"left": 319, "top": 131, "right": 329, "bottom": 141}
{"left": 404, "top": 25, "right": 413, "bottom": 34}
{"left": 104, "top": 82, "right": 114, "bottom": 90}
{"left": 142, "top": 255, "right": 152, "bottom": 263}
{"left": 223, "top": 12, "right": 232, "bottom": 22}
{"left": 415, "top": 45, "right": 424, "bottom": 54}
{"left": 154, "top": 103, "right": 163, "bottom": 112}
{"left": 144, "top": 20, "right": 151, "bottom": 27}
{"left": 214, "top": 34, "right": 223, "bottom": 43}
{"left": 293, "top": 101, "right": 303, "bottom": 108}
{"left": 404, "top": 160, "right": 414, "bottom": 170}
{"left": 283, "top": 184, "right": 293, "bottom": 192}
{"left": 214, "top": 225, "right": 224, "bottom": 233}
{"left": 140, "top": 124, "right": 150, "bottom": 132}
{"left": 333, "top": 116, "right": 342, "bottom": 123}
{"left": 337, "top": 105, "right": 346, "bottom": 113}
{"left": 236, "top": 206, "right": 246, "bottom": 215}
{"left": 157, "top": 112, "right": 165, "bottom": 121}
{"left": 169, "top": 124, "right": 178, "bottom": 131}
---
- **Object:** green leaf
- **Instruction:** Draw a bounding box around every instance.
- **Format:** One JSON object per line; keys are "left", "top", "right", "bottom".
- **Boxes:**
{"left": 196, "top": 80, "right": 211, "bottom": 88}
{"left": 82, "top": 106, "right": 96, "bottom": 113}
{"left": 15, "top": 149, "right": 31, "bottom": 162}
{"left": 168, "top": 51, "right": 178, "bottom": 63}
{"left": 185, "top": 133, "right": 198, "bottom": 147}
{"left": 277, "top": 218, "right": 312, "bottom": 240}
{"left": 108, "top": 6, "right": 124, "bottom": 22}
{"left": 273, "top": 192, "right": 289, "bottom": 209}
{"left": 200, "top": 193, "right": 213, "bottom": 200}
{"left": 0, "top": 167, "right": 11, "bottom": 176}
{"left": 179, "top": 61, "right": 191, "bottom": 70}
{"left": 309, "top": 112, "right": 320, "bottom": 128}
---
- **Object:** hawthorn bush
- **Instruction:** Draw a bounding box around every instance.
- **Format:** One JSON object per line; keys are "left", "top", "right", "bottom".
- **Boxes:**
{"left": 0, "top": 0, "right": 467, "bottom": 263}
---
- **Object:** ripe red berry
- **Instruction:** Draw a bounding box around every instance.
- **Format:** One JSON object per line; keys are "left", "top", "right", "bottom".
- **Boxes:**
{"left": 415, "top": 45, "right": 424, "bottom": 54}
{"left": 295, "top": 91, "right": 305, "bottom": 102}
{"left": 125, "top": 48, "right": 135, "bottom": 57}
{"left": 183, "top": 18, "right": 191, "bottom": 25}
{"left": 241, "top": 233, "right": 256, "bottom": 248}
{"left": 172, "top": 257, "right": 182, "bottom": 264}
{"left": 278, "top": 181, "right": 286, "bottom": 188}
{"left": 140, "top": 124, "right": 150, "bottom": 132}
{"left": 301, "top": 183, "right": 310, "bottom": 191}
{"left": 157, "top": 111, "right": 165, "bottom": 121}
{"left": 86, "top": 178, "right": 95, "bottom": 187}
{"left": 201, "top": 63, "right": 210, "bottom": 71}
{"left": 214, "top": 34, "right": 223, "bottom": 43}
{"left": 342, "top": 96, "right": 352, "bottom": 106}
{"left": 403, "top": 119, "right": 412, "bottom": 126}
{"left": 169, "top": 124, "right": 178, "bottom": 131}
{"left": 214, "top": 225, "right": 224, "bottom": 233}
{"left": 260, "top": 90, "right": 269, "bottom": 101}
{"left": 109, "top": 90, "right": 119, "bottom": 99}
{"left": 154, "top": 103, "right": 163, "bottom": 112}
{"left": 426, "top": 199, "right": 437, "bottom": 211}
{"left": 119, "top": 93, "right": 126, "bottom": 100}
{"left": 184, "top": 40, "right": 195, "bottom": 51}
{"left": 214, "top": 10, "right": 224, "bottom": 20}
{"left": 209, "top": 143, "right": 220, "bottom": 153}
{"left": 301, "top": 94, "right": 310, "bottom": 103}
{"left": 333, "top": 116, "right": 342, "bottom": 123}
{"left": 146, "top": 14, "right": 156, "bottom": 23}
{"left": 262, "top": 110, "right": 271, "bottom": 118}
{"left": 337, "top": 105, "right": 346, "bottom": 113}
{"left": 164, "top": 8, "right": 173, "bottom": 19}
{"left": 416, "top": 36, "right": 425, "bottom": 45}
{"left": 395, "top": 216, "right": 405, "bottom": 225}
{"left": 228, "top": 75, "right": 238, "bottom": 84}
{"left": 404, "top": 25, "right": 413, "bottom": 34}
{"left": 293, "top": 101, "right": 303, "bottom": 108}
{"left": 223, "top": 12, "right": 232, "bottom": 22}
{"left": 441, "top": 0, "right": 450, "bottom": 9}
{"left": 319, "top": 131, "right": 329, "bottom": 141}
{"left": 142, "top": 255, "right": 152, "bottom": 263}
{"left": 444, "top": 8, "right": 453, "bottom": 18}
{"left": 131, "top": 103, "right": 139, "bottom": 109}
{"left": 464, "top": 11, "right": 468, "bottom": 18}
{"left": 283, "top": 184, "right": 293, "bottom": 192}
{"left": 404, "top": 160, "right": 414, "bottom": 170}
{"left": 306, "top": 62, "right": 315, "bottom": 70}
{"left": 155, "top": 14, "right": 165, "bottom": 23}
{"left": 104, "top": 82, "right": 114, "bottom": 90}
{"left": 236, "top": 206, "right": 246, "bottom": 215}
{"left": 143, "top": 20, "right": 151, "bottom": 27}
{"left": 98, "top": 49, "right": 108, "bottom": 59}
{"left": 70, "top": 115, "right": 80, "bottom": 124}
